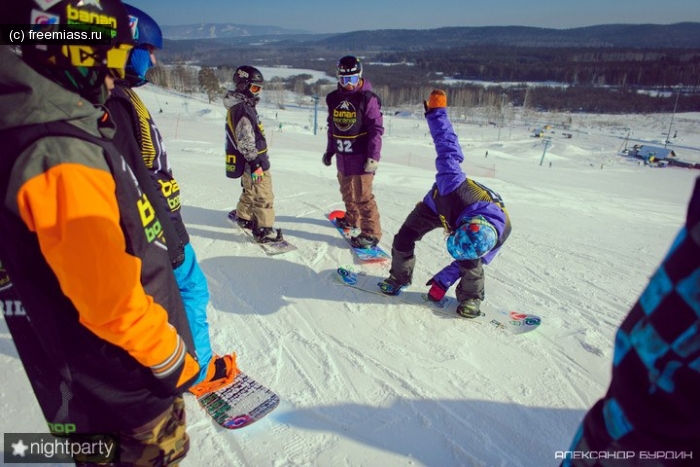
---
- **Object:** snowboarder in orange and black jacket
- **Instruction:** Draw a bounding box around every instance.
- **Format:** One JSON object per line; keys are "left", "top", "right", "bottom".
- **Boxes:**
{"left": 0, "top": 6, "right": 199, "bottom": 438}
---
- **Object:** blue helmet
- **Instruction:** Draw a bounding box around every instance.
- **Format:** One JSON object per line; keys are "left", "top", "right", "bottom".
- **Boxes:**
{"left": 124, "top": 4, "right": 163, "bottom": 85}
{"left": 125, "top": 4, "right": 163, "bottom": 49}
{"left": 446, "top": 216, "right": 498, "bottom": 261}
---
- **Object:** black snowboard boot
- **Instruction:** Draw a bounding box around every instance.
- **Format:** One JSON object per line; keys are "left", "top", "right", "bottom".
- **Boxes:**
{"left": 253, "top": 227, "right": 282, "bottom": 243}
{"left": 456, "top": 298, "right": 482, "bottom": 318}
{"left": 350, "top": 234, "right": 378, "bottom": 248}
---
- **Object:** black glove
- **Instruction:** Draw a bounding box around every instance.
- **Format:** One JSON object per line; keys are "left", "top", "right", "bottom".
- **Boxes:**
{"left": 322, "top": 152, "right": 334, "bottom": 166}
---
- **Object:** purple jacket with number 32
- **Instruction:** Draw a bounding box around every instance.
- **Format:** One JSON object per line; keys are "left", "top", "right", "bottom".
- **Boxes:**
{"left": 325, "top": 78, "right": 384, "bottom": 176}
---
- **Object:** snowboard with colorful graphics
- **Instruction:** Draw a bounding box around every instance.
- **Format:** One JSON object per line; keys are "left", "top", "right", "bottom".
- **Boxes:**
{"left": 327, "top": 210, "right": 390, "bottom": 263}
{"left": 333, "top": 267, "right": 541, "bottom": 335}
{"left": 228, "top": 210, "right": 297, "bottom": 255}
{"left": 197, "top": 372, "right": 280, "bottom": 429}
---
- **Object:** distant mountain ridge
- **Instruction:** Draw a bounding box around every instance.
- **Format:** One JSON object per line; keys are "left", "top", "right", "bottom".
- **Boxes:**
{"left": 161, "top": 22, "right": 700, "bottom": 49}
{"left": 326, "top": 23, "right": 700, "bottom": 49}
{"left": 161, "top": 23, "right": 309, "bottom": 39}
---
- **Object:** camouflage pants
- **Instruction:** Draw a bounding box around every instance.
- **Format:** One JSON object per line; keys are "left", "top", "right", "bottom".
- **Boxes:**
{"left": 236, "top": 169, "right": 275, "bottom": 228}
{"left": 74, "top": 396, "right": 189, "bottom": 467}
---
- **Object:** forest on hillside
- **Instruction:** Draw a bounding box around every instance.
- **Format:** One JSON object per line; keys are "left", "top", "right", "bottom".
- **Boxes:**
{"left": 154, "top": 37, "right": 700, "bottom": 114}
{"left": 149, "top": 60, "right": 700, "bottom": 115}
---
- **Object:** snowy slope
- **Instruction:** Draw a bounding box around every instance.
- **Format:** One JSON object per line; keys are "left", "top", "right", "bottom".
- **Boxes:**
{"left": 1, "top": 81, "right": 698, "bottom": 467}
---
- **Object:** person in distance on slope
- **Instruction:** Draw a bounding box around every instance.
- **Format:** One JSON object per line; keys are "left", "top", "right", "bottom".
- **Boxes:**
{"left": 0, "top": 0, "right": 199, "bottom": 464}
{"left": 322, "top": 55, "right": 384, "bottom": 248}
{"left": 379, "top": 90, "right": 511, "bottom": 318}
{"left": 105, "top": 4, "right": 239, "bottom": 398}
{"left": 224, "top": 66, "right": 282, "bottom": 243}
{"left": 561, "top": 177, "right": 700, "bottom": 467}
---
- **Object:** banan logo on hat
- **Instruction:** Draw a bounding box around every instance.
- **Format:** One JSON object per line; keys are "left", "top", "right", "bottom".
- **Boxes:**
{"left": 34, "top": 0, "right": 62, "bottom": 10}
{"left": 78, "top": 0, "right": 103, "bottom": 9}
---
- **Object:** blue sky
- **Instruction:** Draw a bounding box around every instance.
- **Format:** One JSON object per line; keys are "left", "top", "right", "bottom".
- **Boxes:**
{"left": 129, "top": 0, "right": 699, "bottom": 33}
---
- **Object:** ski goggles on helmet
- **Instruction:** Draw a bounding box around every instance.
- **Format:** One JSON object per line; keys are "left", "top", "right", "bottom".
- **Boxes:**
{"left": 106, "top": 44, "right": 134, "bottom": 78}
{"left": 61, "top": 44, "right": 133, "bottom": 79}
{"left": 338, "top": 74, "right": 360, "bottom": 86}
{"left": 249, "top": 83, "right": 263, "bottom": 95}
{"left": 126, "top": 46, "right": 155, "bottom": 82}
{"left": 62, "top": 43, "right": 133, "bottom": 69}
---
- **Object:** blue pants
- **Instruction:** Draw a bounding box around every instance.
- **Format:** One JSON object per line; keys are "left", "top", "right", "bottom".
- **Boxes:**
{"left": 173, "top": 243, "right": 212, "bottom": 384}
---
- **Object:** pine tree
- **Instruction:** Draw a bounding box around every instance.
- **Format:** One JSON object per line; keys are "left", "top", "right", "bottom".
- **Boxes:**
{"left": 198, "top": 67, "right": 220, "bottom": 104}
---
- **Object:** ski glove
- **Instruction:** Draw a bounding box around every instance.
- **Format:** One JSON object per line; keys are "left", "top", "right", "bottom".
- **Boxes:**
{"left": 426, "top": 278, "right": 447, "bottom": 302}
{"left": 364, "top": 158, "right": 379, "bottom": 173}
{"left": 424, "top": 89, "right": 447, "bottom": 114}
{"left": 251, "top": 167, "right": 264, "bottom": 184}
{"left": 322, "top": 152, "right": 334, "bottom": 166}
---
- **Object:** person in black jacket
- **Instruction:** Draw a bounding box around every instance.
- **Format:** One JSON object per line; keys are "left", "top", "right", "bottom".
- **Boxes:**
{"left": 0, "top": 1, "right": 199, "bottom": 465}
{"left": 105, "top": 3, "right": 239, "bottom": 399}
{"left": 224, "top": 66, "right": 282, "bottom": 243}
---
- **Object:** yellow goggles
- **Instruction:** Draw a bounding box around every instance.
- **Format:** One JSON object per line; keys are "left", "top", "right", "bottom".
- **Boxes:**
{"left": 106, "top": 43, "right": 133, "bottom": 69}
{"left": 62, "top": 43, "right": 133, "bottom": 69}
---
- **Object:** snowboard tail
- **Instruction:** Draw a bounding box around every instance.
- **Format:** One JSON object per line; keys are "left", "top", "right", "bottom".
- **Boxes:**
{"left": 334, "top": 267, "right": 541, "bottom": 335}
{"left": 197, "top": 372, "right": 279, "bottom": 429}
{"left": 327, "top": 210, "right": 390, "bottom": 263}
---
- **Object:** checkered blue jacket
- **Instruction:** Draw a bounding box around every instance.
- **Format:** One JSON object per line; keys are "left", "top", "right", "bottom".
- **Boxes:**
{"left": 563, "top": 177, "right": 700, "bottom": 466}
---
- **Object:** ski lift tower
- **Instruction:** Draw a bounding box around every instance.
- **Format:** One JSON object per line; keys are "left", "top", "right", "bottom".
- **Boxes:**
{"left": 539, "top": 137, "right": 552, "bottom": 166}
{"left": 312, "top": 94, "right": 320, "bottom": 135}
{"left": 619, "top": 127, "right": 631, "bottom": 153}
{"left": 665, "top": 84, "right": 682, "bottom": 149}
{"left": 498, "top": 93, "right": 506, "bottom": 141}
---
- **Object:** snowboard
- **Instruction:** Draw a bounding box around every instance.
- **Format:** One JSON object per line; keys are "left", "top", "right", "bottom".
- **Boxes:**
{"left": 228, "top": 210, "right": 297, "bottom": 256}
{"left": 197, "top": 372, "right": 280, "bottom": 429}
{"left": 333, "top": 267, "right": 541, "bottom": 335}
{"left": 327, "top": 210, "right": 390, "bottom": 263}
